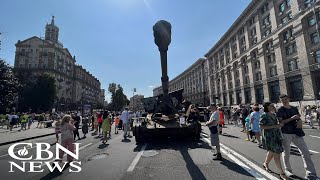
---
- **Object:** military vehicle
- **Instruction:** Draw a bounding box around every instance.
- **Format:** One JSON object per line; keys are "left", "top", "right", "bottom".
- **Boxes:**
{"left": 132, "top": 20, "right": 201, "bottom": 143}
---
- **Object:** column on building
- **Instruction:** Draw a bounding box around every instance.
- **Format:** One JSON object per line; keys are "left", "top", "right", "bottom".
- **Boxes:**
{"left": 274, "top": 36, "right": 288, "bottom": 95}
{"left": 294, "top": 20, "right": 315, "bottom": 100}
{"left": 258, "top": 47, "right": 270, "bottom": 102}
{"left": 247, "top": 60, "right": 256, "bottom": 104}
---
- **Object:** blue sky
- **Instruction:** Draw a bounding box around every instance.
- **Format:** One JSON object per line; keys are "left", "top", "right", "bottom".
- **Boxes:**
{"left": 0, "top": 0, "right": 250, "bottom": 101}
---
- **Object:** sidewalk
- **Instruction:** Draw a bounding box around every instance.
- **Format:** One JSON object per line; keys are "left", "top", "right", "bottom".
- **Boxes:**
{"left": 0, "top": 121, "right": 56, "bottom": 146}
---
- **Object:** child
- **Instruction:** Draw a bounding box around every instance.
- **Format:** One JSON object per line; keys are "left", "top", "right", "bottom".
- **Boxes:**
{"left": 245, "top": 114, "right": 251, "bottom": 141}
{"left": 114, "top": 115, "right": 119, "bottom": 134}
{"left": 27, "top": 115, "right": 33, "bottom": 130}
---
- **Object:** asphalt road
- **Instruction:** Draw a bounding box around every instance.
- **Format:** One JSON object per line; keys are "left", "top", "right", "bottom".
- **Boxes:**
{"left": 0, "top": 123, "right": 319, "bottom": 180}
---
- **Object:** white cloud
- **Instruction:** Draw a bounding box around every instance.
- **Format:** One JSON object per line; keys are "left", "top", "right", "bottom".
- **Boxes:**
{"left": 148, "top": 85, "right": 155, "bottom": 89}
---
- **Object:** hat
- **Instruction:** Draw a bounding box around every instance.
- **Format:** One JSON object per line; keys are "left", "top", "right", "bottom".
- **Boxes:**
{"left": 279, "top": 94, "right": 289, "bottom": 99}
{"left": 209, "top": 103, "right": 217, "bottom": 107}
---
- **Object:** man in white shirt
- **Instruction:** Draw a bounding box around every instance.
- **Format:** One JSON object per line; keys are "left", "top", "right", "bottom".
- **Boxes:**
{"left": 206, "top": 103, "right": 222, "bottom": 161}
{"left": 121, "top": 107, "right": 130, "bottom": 139}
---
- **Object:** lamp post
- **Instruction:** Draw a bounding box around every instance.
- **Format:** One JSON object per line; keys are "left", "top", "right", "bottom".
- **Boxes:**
{"left": 132, "top": 88, "right": 136, "bottom": 111}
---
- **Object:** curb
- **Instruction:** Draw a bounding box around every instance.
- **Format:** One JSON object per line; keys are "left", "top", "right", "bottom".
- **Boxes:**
{"left": 0, "top": 132, "right": 55, "bottom": 146}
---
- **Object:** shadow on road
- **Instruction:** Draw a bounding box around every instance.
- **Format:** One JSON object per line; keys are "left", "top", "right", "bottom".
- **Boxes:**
{"left": 220, "top": 133, "right": 240, "bottom": 139}
{"left": 220, "top": 158, "right": 253, "bottom": 178}
{"left": 39, "top": 162, "right": 70, "bottom": 180}
{"left": 122, "top": 139, "right": 131, "bottom": 143}
{"left": 98, "top": 143, "right": 109, "bottom": 149}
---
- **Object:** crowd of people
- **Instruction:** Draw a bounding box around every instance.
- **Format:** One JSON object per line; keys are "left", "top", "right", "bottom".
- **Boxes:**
{"left": 205, "top": 94, "right": 319, "bottom": 180}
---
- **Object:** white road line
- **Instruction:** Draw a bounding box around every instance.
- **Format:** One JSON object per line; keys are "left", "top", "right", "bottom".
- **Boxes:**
{"left": 310, "top": 135, "right": 320, "bottom": 139}
{"left": 201, "top": 132, "right": 278, "bottom": 180}
{"left": 291, "top": 144, "right": 319, "bottom": 154}
{"left": 127, "top": 143, "right": 147, "bottom": 172}
{"left": 203, "top": 138, "right": 266, "bottom": 180}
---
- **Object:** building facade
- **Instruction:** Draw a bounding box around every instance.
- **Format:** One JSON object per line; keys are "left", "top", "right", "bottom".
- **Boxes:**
{"left": 205, "top": 0, "right": 320, "bottom": 107}
{"left": 129, "top": 94, "right": 144, "bottom": 111}
{"left": 153, "top": 58, "right": 210, "bottom": 106}
{"left": 14, "top": 16, "right": 105, "bottom": 110}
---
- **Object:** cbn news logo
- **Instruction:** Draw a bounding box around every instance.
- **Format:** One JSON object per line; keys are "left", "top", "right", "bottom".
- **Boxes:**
{"left": 8, "top": 143, "right": 82, "bottom": 173}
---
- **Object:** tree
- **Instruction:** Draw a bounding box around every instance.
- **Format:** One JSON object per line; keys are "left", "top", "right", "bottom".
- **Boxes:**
{"left": 18, "top": 74, "right": 57, "bottom": 112}
{"left": 108, "top": 83, "right": 129, "bottom": 111}
{"left": 0, "top": 60, "right": 20, "bottom": 113}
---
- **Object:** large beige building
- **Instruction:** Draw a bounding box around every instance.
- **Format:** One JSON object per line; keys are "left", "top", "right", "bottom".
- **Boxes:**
{"left": 129, "top": 94, "right": 145, "bottom": 111}
{"left": 153, "top": 58, "right": 210, "bottom": 106}
{"left": 14, "top": 17, "right": 105, "bottom": 110}
{"left": 205, "top": 0, "right": 320, "bottom": 106}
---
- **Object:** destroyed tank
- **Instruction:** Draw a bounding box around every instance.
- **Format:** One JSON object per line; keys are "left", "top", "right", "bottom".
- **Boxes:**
{"left": 132, "top": 20, "right": 201, "bottom": 143}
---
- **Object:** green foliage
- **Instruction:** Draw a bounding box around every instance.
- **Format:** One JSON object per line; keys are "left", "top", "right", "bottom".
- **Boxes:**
{"left": 108, "top": 83, "right": 129, "bottom": 111}
{"left": 0, "top": 60, "right": 20, "bottom": 113}
{"left": 17, "top": 74, "right": 57, "bottom": 112}
{"left": 95, "top": 101, "right": 105, "bottom": 109}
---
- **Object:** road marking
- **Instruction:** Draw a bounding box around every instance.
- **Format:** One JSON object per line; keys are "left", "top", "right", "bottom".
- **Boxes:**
{"left": 291, "top": 144, "right": 319, "bottom": 154}
{"left": 310, "top": 135, "right": 320, "bottom": 139}
{"left": 127, "top": 143, "right": 147, "bottom": 172}
{"left": 202, "top": 137, "right": 267, "bottom": 180}
{"left": 40, "top": 143, "right": 93, "bottom": 167}
{"left": 201, "top": 133, "right": 278, "bottom": 180}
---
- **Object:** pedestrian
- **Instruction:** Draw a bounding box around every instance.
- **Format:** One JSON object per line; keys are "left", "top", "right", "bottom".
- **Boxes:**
{"left": 206, "top": 103, "right": 222, "bottom": 161}
{"left": 114, "top": 115, "right": 119, "bottom": 134}
{"left": 245, "top": 114, "right": 251, "bottom": 141}
{"left": 218, "top": 107, "right": 224, "bottom": 134}
{"left": 97, "top": 111, "right": 103, "bottom": 136}
{"left": 19, "top": 112, "right": 28, "bottom": 131}
{"left": 260, "top": 102, "right": 288, "bottom": 180}
{"left": 37, "top": 113, "right": 45, "bottom": 128}
{"left": 8, "top": 113, "right": 14, "bottom": 131}
{"left": 82, "top": 116, "right": 89, "bottom": 139}
{"left": 240, "top": 106, "right": 249, "bottom": 132}
{"left": 55, "top": 117, "right": 61, "bottom": 143}
{"left": 232, "top": 108, "right": 238, "bottom": 126}
{"left": 73, "top": 113, "right": 81, "bottom": 141}
{"left": 277, "top": 94, "right": 318, "bottom": 179}
{"left": 316, "top": 106, "right": 320, "bottom": 129}
{"left": 225, "top": 108, "right": 232, "bottom": 125}
{"left": 27, "top": 115, "right": 33, "bottom": 129}
{"left": 102, "top": 111, "right": 111, "bottom": 144}
{"left": 250, "top": 104, "right": 262, "bottom": 147}
{"left": 186, "top": 104, "right": 200, "bottom": 122}
{"left": 121, "top": 107, "right": 130, "bottom": 139}
{"left": 57, "top": 115, "right": 76, "bottom": 163}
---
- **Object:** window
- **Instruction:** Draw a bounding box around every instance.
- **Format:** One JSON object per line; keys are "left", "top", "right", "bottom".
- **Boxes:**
{"left": 255, "top": 61, "right": 261, "bottom": 68}
{"left": 270, "top": 84, "right": 280, "bottom": 102}
{"left": 250, "top": 28, "right": 256, "bottom": 37}
{"left": 256, "top": 71, "right": 262, "bottom": 81}
{"left": 283, "top": 29, "right": 293, "bottom": 41}
{"left": 286, "top": 43, "right": 297, "bottom": 55}
{"left": 249, "top": 17, "right": 255, "bottom": 26}
{"left": 256, "top": 87, "right": 264, "bottom": 103}
{"left": 289, "top": 79, "right": 303, "bottom": 100}
{"left": 288, "top": 59, "right": 298, "bottom": 71}
{"left": 308, "top": 17, "right": 316, "bottom": 26}
{"left": 311, "top": 32, "right": 319, "bottom": 44}
{"left": 261, "top": 3, "right": 269, "bottom": 14}
{"left": 244, "top": 65, "right": 249, "bottom": 73}
{"left": 270, "top": 66, "right": 277, "bottom": 77}
{"left": 244, "top": 89, "right": 251, "bottom": 104}
{"left": 279, "top": 3, "right": 285, "bottom": 12}
{"left": 316, "top": 50, "right": 320, "bottom": 63}
{"left": 245, "top": 76, "right": 250, "bottom": 84}
{"left": 263, "top": 15, "right": 271, "bottom": 26}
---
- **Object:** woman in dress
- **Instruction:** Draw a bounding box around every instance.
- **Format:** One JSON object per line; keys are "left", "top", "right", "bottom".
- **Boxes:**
{"left": 58, "top": 115, "right": 76, "bottom": 162}
{"left": 102, "top": 111, "right": 111, "bottom": 144}
{"left": 260, "top": 102, "right": 288, "bottom": 180}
